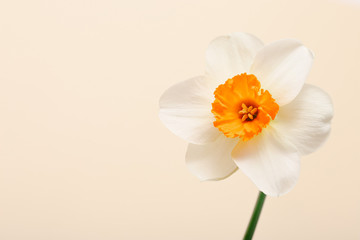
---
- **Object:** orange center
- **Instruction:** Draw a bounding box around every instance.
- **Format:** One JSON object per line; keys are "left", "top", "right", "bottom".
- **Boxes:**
{"left": 211, "top": 73, "right": 279, "bottom": 141}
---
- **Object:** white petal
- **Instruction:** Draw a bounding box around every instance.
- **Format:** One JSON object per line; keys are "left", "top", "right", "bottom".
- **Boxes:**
{"left": 232, "top": 129, "right": 300, "bottom": 196}
{"left": 206, "top": 32, "right": 264, "bottom": 84}
{"left": 271, "top": 84, "right": 334, "bottom": 156}
{"left": 250, "top": 39, "right": 314, "bottom": 106}
{"left": 186, "top": 136, "right": 239, "bottom": 181}
{"left": 159, "top": 76, "right": 220, "bottom": 144}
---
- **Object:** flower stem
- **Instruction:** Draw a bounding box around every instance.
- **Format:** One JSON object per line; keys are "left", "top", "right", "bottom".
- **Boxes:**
{"left": 243, "top": 191, "right": 266, "bottom": 240}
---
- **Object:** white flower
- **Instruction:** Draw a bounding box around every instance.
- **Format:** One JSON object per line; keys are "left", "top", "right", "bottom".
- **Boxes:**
{"left": 159, "top": 32, "right": 333, "bottom": 196}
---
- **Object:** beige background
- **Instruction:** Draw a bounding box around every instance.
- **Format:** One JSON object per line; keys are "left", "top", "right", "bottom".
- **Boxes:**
{"left": 0, "top": 0, "right": 359, "bottom": 239}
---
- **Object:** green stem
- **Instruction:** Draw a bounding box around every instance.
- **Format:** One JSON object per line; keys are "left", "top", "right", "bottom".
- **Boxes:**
{"left": 243, "top": 191, "right": 266, "bottom": 240}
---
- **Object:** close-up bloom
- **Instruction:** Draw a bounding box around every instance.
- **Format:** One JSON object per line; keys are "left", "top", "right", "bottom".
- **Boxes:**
{"left": 159, "top": 32, "right": 333, "bottom": 197}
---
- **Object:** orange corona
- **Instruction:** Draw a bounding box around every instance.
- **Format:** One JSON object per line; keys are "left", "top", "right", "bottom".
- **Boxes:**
{"left": 211, "top": 73, "right": 279, "bottom": 141}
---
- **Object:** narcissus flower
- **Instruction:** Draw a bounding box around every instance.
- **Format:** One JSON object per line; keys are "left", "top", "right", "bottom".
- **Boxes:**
{"left": 159, "top": 33, "right": 333, "bottom": 196}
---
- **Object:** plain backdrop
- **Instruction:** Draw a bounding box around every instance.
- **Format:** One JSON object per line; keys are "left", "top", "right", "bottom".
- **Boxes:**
{"left": 0, "top": 0, "right": 359, "bottom": 239}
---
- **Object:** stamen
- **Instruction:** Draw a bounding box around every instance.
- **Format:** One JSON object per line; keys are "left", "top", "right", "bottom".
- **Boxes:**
{"left": 242, "top": 103, "right": 247, "bottom": 111}
{"left": 239, "top": 103, "right": 258, "bottom": 122}
{"left": 242, "top": 114, "right": 248, "bottom": 122}
{"left": 239, "top": 109, "right": 248, "bottom": 114}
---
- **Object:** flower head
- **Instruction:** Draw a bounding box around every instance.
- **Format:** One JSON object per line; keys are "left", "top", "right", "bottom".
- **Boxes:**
{"left": 159, "top": 32, "right": 333, "bottom": 196}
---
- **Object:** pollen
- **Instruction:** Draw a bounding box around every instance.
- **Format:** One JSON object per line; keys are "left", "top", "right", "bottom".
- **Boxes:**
{"left": 211, "top": 73, "right": 279, "bottom": 141}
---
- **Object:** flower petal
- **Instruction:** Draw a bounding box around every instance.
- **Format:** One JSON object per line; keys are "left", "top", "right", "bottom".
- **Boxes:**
{"left": 186, "top": 136, "right": 238, "bottom": 181}
{"left": 232, "top": 129, "right": 300, "bottom": 196}
{"left": 250, "top": 39, "right": 314, "bottom": 106}
{"left": 159, "top": 76, "right": 220, "bottom": 144}
{"left": 206, "top": 32, "right": 264, "bottom": 84}
{"left": 271, "top": 84, "right": 334, "bottom": 156}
